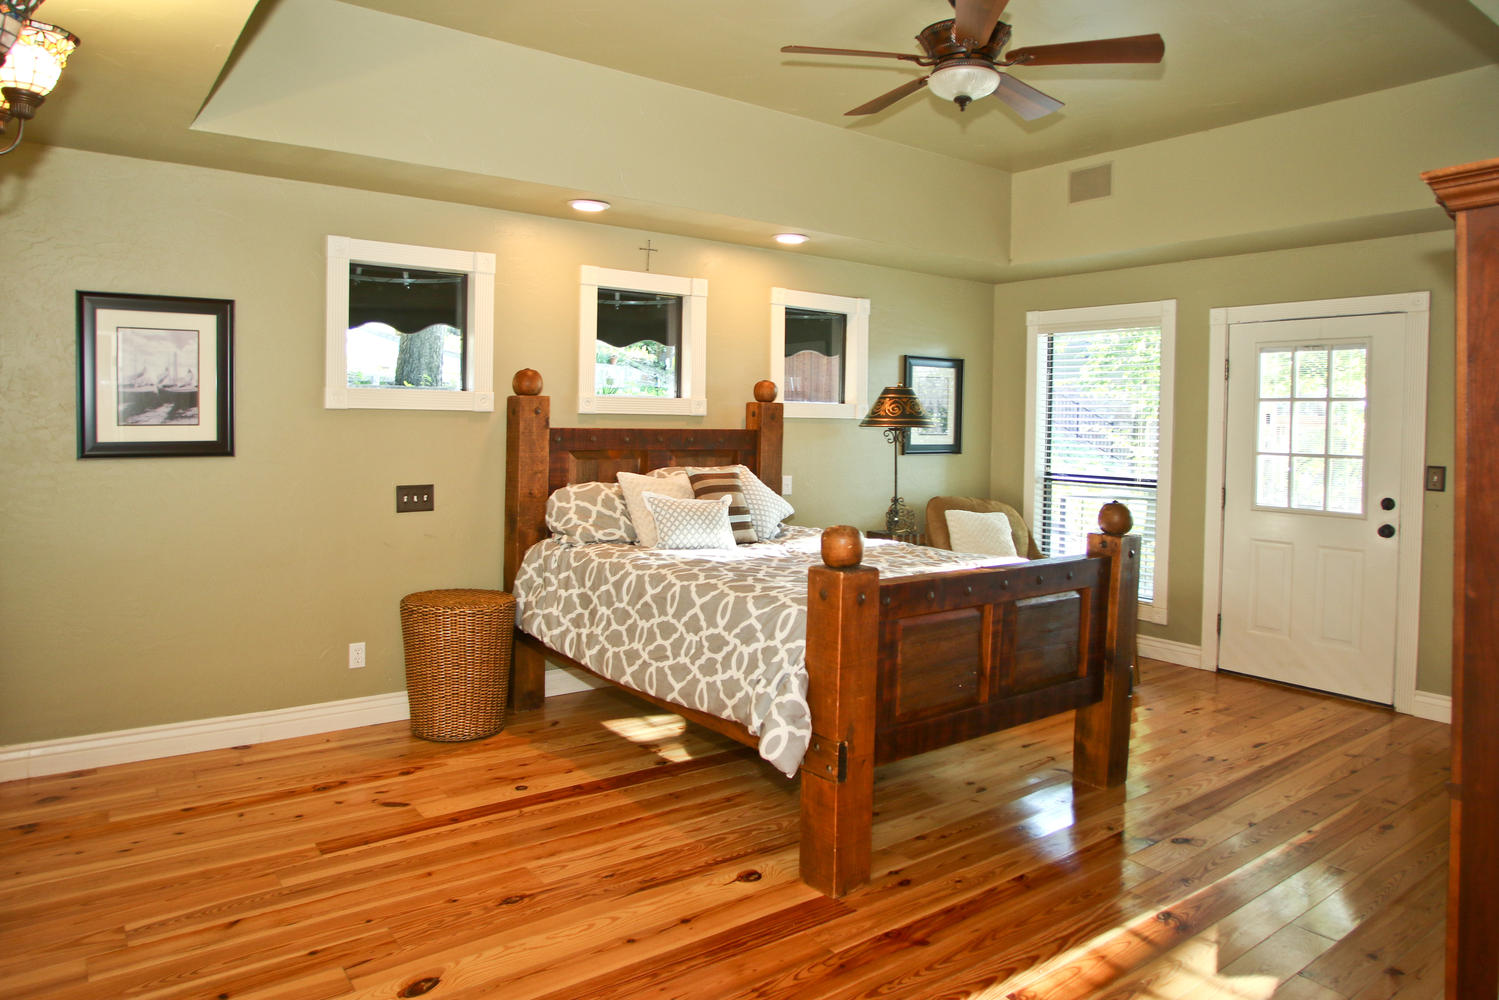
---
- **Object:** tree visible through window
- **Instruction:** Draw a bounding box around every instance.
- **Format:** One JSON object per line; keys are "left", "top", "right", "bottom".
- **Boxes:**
{"left": 594, "top": 288, "right": 682, "bottom": 398}
{"left": 345, "top": 263, "right": 467, "bottom": 391}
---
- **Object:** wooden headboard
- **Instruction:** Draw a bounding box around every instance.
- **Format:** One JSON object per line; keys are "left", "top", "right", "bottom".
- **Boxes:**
{"left": 503, "top": 370, "right": 784, "bottom": 589}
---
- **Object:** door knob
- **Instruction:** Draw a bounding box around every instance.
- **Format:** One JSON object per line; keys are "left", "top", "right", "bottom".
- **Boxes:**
{"left": 1377, "top": 523, "right": 1396, "bottom": 538}
{"left": 1380, "top": 497, "right": 1396, "bottom": 511}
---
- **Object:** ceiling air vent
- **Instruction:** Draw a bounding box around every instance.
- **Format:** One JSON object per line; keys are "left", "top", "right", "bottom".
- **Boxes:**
{"left": 1068, "top": 163, "right": 1113, "bottom": 204}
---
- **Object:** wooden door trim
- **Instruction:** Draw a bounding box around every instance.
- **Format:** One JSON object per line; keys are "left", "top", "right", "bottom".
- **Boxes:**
{"left": 1200, "top": 292, "right": 1432, "bottom": 716}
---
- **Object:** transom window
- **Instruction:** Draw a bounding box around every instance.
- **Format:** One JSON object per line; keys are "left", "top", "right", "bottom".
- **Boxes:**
{"left": 769, "top": 287, "right": 869, "bottom": 419}
{"left": 579, "top": 266, "right": 706, "bottom": 416}
{"left": 1254, "top": 343, "right": 1368, "bottom": 514}
{"left": 324, "top": 236, "right": 495, "bottom": 411}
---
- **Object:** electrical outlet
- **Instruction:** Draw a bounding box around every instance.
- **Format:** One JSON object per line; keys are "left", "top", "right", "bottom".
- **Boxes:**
{"left": 396, "top": 484, "right": 434, "bottom": 512}
{"left": 348, "top": 642, "right": 366, "bottom": 669}
{"left": 782, "top": 475, "right": 793, "bottom": 496}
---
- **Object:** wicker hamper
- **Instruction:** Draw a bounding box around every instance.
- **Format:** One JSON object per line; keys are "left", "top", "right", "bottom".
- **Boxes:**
{"left": 399, "top": 588, "right": 514, "bottom": 741}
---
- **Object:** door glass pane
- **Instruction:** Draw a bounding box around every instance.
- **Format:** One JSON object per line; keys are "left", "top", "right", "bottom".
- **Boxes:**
{"left": 1257, "top": 454, "right": 1289, "bottom": 507}
{"left": 1259, "top": 350, "right": 1293, "bottom": 398}
{"left": 1331, "top": 347, "right": 1367, "bottom": 398}
{"left": 1327, "top": 458, "right": 1364, "bottom": 514}
{"left": 1292, "top": 401, "right": 1327, "bottom": 454}
{"left": 1292, "top": 456, "right": 1326, "bottom": 510}
{"left": 1295, "top": 349, "right": 1329, "bottom": 398}
{"left": 1258, "top": 401, "right": 1291, "bottom": 453}
{"left": 1329, "top": 400, "right": 1366, "bottom": 456}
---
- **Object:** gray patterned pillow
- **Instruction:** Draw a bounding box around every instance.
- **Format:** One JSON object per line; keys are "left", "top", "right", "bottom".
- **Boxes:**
{"left": 545, "top": 482, "right": 637, "bottom": 545}
{"left": 643, "top": 493, "right": 737, "bottom": 550}
{"left": 687, "top": 465, "right": 794, "bottom": 541}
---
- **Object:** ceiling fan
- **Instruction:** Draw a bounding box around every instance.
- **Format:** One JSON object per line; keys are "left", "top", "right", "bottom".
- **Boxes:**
{"left": 781, "top": 0, "right": 1164, "bottom": 120}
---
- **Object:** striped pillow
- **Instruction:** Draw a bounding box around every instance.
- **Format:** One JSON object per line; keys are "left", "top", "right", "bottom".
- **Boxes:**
{"left": 688, "top": 471, "right": 757, "bottom": 544}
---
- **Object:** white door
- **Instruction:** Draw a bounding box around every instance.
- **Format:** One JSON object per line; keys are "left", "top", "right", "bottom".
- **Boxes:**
{"left": 1219, "top": 313, "right": 1409, "bottom": 703}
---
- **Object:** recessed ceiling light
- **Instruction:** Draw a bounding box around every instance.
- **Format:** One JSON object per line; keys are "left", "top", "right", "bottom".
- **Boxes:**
{"left": 569, "top": 199, "right": 611, "bottom": 213}
{"left": 774, "top": 233, "right": 809, "bottom": 246}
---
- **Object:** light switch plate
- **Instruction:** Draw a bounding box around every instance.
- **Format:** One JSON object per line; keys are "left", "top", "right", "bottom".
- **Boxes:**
{"left": 397, "top": 484, "right": 434, "bottom": 512}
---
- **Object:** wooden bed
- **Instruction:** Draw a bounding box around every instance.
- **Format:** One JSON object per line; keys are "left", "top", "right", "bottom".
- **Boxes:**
{"left": 502, "top": 371, "right": 1140, "bottom": 897}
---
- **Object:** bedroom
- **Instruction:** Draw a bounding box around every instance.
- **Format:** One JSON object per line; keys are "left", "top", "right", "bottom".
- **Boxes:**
{"left": 1, "top": 0, "right": 1496, "bottom": 996}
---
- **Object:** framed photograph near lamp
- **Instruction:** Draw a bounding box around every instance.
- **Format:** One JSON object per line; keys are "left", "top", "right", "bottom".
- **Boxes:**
{"left": 902, "top": 355, "right": 963, "bottom": 454}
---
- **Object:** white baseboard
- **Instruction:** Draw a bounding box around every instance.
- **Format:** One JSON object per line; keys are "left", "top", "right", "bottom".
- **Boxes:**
{"left": 1137, "top": 636, "right": 1207, "bottom": 669}
{"left": 0, "top": 692, "right": 411, "bottom": 783}
{"left": 1408, "top": 690, "right": 1452, "bottom": 725}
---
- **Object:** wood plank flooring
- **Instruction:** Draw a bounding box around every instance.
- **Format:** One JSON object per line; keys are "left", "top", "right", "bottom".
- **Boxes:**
{"left": 0, "top": 661, "right": 1450, "bottom": 999}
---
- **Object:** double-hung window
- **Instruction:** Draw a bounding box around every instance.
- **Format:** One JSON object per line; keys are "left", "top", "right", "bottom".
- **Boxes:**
{"left": 1024, "top": 300, "right": 1175, "bottom": 623}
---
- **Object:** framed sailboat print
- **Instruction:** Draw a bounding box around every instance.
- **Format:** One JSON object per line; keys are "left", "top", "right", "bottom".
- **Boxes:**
{"left": 77, "top": 291, "right": 235, "bottom": 458}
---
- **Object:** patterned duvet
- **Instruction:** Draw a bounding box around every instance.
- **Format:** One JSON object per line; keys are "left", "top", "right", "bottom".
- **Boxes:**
{"left": 513, "top": 526, "right": 1024, "bottom": 777}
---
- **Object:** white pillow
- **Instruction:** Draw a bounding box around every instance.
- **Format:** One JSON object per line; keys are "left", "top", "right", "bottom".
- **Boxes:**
{"left": 644, "top": 493, "right": 737, "bottom": 550}
{"left": 617, "top": 471, "right": 695, "bottom": 547}
{"left": 685, "top": 464, "right": 793, "bottom": 541}
{"left": 945, "top": 509, "right": 1020, "bottom": 557}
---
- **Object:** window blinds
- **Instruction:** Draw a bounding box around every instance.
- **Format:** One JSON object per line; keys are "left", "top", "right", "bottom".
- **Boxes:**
{"left": 1035, "top": 326, "right": 1162, "bottom": 600}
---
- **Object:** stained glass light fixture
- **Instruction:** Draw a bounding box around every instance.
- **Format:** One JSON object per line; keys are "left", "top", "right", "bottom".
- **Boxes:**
{"left": 0, "top": 17, "right": 80, "bottom": 155}
{"left": 861, "top": 384, "right": 936, "bottom": 535}
{"left": 0, "top": 0, "right": 44, "bottom": 65}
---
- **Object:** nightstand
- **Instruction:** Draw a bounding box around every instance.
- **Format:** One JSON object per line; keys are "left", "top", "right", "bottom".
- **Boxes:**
{"left": 865, "top": 530, "right": 927, "bottom": 546}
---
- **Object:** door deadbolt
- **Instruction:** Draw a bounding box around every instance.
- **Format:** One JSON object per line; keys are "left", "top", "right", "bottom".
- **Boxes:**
{"left": 1380, "top": 497, "right": 1396, "bottom": 511}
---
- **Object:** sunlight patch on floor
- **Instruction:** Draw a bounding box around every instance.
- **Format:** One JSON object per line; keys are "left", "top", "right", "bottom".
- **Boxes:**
{"left": 601, "top": 714, "right": 694, "bottom": 761}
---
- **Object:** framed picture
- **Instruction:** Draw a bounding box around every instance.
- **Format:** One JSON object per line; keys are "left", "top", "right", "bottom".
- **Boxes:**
{"left": 77, "top": 291, "right": 234, "bottom": 458}
{"left": 903, "top": 355, "right": 963, "bottom": 454}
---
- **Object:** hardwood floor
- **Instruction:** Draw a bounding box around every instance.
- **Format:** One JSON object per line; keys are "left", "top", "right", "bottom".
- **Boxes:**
{"left": 0, "top": 661, "right": 1450, "bottom": 999}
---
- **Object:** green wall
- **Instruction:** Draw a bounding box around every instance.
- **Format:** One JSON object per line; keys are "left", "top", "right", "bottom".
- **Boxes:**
{"left": 0, "top": 145, "right": 995, "bottom": 744}
{"left": 990, "top": 231, "right": 1456, "bottom": 694}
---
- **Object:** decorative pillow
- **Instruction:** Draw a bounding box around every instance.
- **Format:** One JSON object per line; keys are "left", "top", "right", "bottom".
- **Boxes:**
{"left": 643, "top": 493, "right": 737, "bottom": 550}
{"left": 545, "top": 482, "right": 637, "bottom": 544}
{"left": 617, "top": 471, "right": 695, "bottom": 548}
{"left": 945, "top": 509, "right": 1020, "bottom": 557}
{"left": 688, "top": 471, "right": 757, "bottom": 544}
{"left": 686, "top": 465, "right": 794, "bottom": 541}
{"left": 647, "top": 466, "right": 689, "bottom": 479}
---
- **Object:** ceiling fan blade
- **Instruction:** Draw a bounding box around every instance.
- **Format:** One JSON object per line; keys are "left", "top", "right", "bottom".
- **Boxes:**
{"left": 1006, "top": 33, "right": 1165, "bottom": 66}
{"left": 781, "top": 44, "right": 925, "bottom": 63}
{"left": 846, "top": 76, "right": 929, "bottom": 116}
{"left": 952, "top": 0, "right": 1011, "bottom": 47}
{"left": 991, "top": 73, "right": 1064, "bottom": 121}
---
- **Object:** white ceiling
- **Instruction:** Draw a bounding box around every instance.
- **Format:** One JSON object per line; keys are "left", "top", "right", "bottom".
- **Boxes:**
{"left": 13, "top": 0, "right": 1499, "bottom": 277}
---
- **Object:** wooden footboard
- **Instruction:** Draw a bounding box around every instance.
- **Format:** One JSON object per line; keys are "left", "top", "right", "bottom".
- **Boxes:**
{"left": 798, "top": 522, "right": 1139, "bottom": 896}
{"left": 502, "top": 371, "right": 1138, "bottom": 898}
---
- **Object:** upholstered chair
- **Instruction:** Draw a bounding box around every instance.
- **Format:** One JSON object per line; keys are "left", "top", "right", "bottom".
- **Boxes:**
{"left": 924, "top": 496, "right": 1042, "bottom": 558}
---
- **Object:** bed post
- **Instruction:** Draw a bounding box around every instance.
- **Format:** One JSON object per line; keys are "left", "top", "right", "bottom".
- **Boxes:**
{"left": 1074, "top": 502, "right": 1141, "bottom": 788}
{"left": 506, "top": 369, "right": 550, "bottom": 711}
{"left": 747, "top": 380, "right": 783, "bottom": 493}
{"left": 800, "top": 526, "right": 879, "bottom": 897}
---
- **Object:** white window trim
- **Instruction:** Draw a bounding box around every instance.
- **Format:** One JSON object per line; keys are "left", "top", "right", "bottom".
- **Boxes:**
{"left": 1023, "top": 299, "right": 1176, "bottom": 624}
{"left": 579, "top": 265, "right": 707, "bottom": 416}
{"left": 769, "top": 287, "right": 870, "bottom": 419}
{"left": 324, "top": 236, "right": 495, "bottom": 412}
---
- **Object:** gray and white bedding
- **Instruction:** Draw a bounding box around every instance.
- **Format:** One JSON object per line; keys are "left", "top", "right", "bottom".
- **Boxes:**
{"left": 513, "top": 526, "right": 1024, "bottom": 777}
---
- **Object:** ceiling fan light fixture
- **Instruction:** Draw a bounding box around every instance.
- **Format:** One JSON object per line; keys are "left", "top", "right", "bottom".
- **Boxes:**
{"left": 774, "top": 232, "right": 809, "bottom": 246}
{"left": 569, "top": 198, "right": 611, "bottom": 213}
{"left": 926, "top": 62, "right": 1000, "bottom": 110}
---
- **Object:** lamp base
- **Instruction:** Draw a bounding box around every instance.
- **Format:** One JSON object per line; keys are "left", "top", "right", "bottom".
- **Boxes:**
{"left": 884, "top": 496, "right": 916, "bottom": 535}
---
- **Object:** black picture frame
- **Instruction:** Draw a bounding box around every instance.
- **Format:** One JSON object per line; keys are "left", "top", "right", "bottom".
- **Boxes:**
{"left": 77, "top": 291, "right": 235, "bottom": 458}
{"left": 902, "top": 354, "right": 963, "bottom": 455}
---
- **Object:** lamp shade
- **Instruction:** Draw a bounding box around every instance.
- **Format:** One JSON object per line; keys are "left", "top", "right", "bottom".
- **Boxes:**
{"left": 927, "top": 63, "right": 1000, "bottom": 105}
{"left": 0, "top": 19, "right": 78, "bottom": 99}
{"left": 861, "top": 384, "right": 936, "bottom": 429}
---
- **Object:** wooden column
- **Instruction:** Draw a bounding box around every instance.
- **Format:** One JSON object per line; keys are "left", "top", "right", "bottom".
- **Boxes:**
{"left": 1073, "top": 503, "right": 1140, "bottom": 788}
{"left": 1423, "top": 157, "right": 1499, "bottom": 1000}
{"left": 799, "top": 526, "right": 879, "bottom": 896}
{"left": 747, "top": 379, "right": 784, "bottom": 494}
{"left": 505, "top": 369, "right": 550, "bottom": 711}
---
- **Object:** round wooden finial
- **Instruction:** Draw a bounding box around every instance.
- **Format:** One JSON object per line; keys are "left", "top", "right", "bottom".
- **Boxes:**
{"left": 512, "top": 369, "right": 543, "bottom": 396}
{"left": 1098, "top": 501, "right": 1133, "bottom": 536}
{"left": 821, "top": 525, "right": 864, "bottom": 568}
{"left": 753, "top": 380, "right": 778, "bottom": 403}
